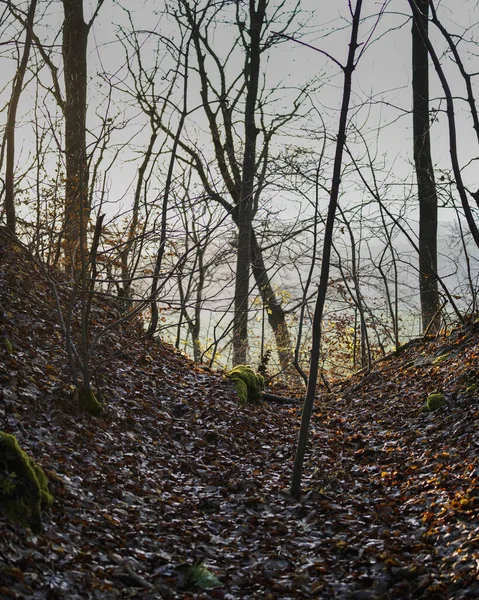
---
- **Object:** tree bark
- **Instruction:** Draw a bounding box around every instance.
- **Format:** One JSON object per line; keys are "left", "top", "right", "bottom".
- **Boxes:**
{"left": 232, "top": 0, "right": 267, "bottom": 365}
{"left": 4, "top": 0, "right": 37, "bottom": 233}
{"left": 291, "top": 0, "right": 363, "bottom": 497}
{"left": 62, "top": 0, "right": 89, "bottom": 273}
{"left": 250, "top": 230, "right": 294, "bottom": 370}
{"left": 412, "top": 0, "right": 440, "bottom": 334}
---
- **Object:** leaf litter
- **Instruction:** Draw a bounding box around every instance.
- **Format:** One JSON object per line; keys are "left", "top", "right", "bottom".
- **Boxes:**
{"left": 0, "top": 232, "right": 478, "bottom": 599}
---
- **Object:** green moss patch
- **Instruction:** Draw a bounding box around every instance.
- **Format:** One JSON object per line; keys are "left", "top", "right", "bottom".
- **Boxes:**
{"left": 0, "top": 432, "right": 54, "bottom": 533}
{"left": 79, "top": 387, "right": 103, "bottom": 416}
{"left": 228, "top": 365, "right": 264, "bottom": 405}
{"left": 432, "top": 352, "right": 450, "bottom": 365}
{"left": 425, "top": 393, "right": 446, "bottom": 412}
{"left": 1, "top": 334, "right": 13, "bottom": 354}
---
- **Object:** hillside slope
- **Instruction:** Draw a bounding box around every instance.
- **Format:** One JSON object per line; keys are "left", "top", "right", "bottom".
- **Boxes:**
{"left": 0, "top": 229, "right": 478, "bottom": 599}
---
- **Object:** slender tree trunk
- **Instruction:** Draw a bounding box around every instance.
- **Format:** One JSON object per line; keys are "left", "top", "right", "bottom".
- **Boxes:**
{"left": 192, "top": 243, "right": 206, "bottom": 363}
{"left": 4, "top": 0, "right": 37, "bottom": 233}
{"left": 62, "top": 0, "right": 89, "bottom": 272}
{"left": 177, "top": 242, "right": 206, "bottom": 363}
{"left": 147, "top": 36, "right": 190, "bottom": 336}
{"left": 120, "top": 127, "right": 158, "bottom": 303}
{"left": 291, "top": 0, "right": 363, "bottom": 497}
{"left": 412, "top": 0, "right": 440, "bottom": 333}
{"left": 232, "top": 0, "right": 266, "bottom": 365}
{"left": 234, "top": 217, "right": 253, "bottom": 365}
{"left": 250, "top": 230, "right": 294, "bottom": 370}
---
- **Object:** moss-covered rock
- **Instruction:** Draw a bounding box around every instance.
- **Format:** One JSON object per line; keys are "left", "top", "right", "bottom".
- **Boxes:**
{"left": 425, "top": 393, "right": 446, "bottom": 412}
{"left": 0, "top": 432, "right": 54, "bottom": 533}
{"left": 79, "top": 387, "right": 103, "bottom": 416}
{"left": 228, "top": 365, "right": 264, "bottom": 405}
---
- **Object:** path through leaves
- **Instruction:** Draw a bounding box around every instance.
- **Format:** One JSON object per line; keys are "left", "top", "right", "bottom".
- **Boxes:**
{"left": 0, "top": 233, "right": 478, "bottom": 598}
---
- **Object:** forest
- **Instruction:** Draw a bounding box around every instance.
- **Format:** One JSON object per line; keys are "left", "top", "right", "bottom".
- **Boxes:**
{"left": 0, "top": 0, "right": 479, "bottom": 598}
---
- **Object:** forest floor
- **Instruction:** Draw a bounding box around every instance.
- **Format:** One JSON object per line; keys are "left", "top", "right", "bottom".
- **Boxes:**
{"left": 0, "top": 229, "right": 479, "bottom": 599}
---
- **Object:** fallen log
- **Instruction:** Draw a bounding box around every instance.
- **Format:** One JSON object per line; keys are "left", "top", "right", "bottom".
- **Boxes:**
{"left": 262, "top": 392, "right": 303, "bottom": 406}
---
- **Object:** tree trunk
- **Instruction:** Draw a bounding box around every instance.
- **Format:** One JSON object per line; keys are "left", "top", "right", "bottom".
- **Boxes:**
{"left": 291, "top": 0, "right": 363, "bottom": 497}
{"left": 250, "top": 230, "right": 294, "bottom": 371}
{"left": 233, "top": 219, "right": 252, "bottom": 365}
{"left": 4, "top": 0, "right": 37, "bottom": 233}
{"left": 412, "top": 0, "right": 440, "bottom": 333}
{"left": 62, "top": 0, "right": 89, "bottom": 273}
{"left": 408, "top": 0, "right": 479, "bottom": 252}
{"left": 167, "top": 0, "right": 298, "bottom": 366}
{"left": 232, "top": 0, "right": 266, "bottom": 365}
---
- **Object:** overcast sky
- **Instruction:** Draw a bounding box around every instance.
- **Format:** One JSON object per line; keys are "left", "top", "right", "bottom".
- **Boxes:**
{"left": 2, "top": 1, "right": 477, "bottom": 196}
{"left": 79, "top": 1, "right": 479, "bottom": 200}
{"left": 2, "top": 1, "right": 479, "bottom": 255}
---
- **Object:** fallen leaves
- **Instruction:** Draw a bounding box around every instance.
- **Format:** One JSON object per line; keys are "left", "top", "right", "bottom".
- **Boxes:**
{"left": 1, "top": 231, "right": 479, "bottom": 598}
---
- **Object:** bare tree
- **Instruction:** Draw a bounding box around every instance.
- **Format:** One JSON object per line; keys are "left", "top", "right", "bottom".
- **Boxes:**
{"left": 407, "top": 0, "right": 479, "bottom": 251}
{"left": 229, "top": 0, "right": 265, "bottom": 364}
{"left": 291, "top": 0, "right": 366, "bottom": 497}
{"left": 155, "top": 0, "right": 314, "bottom": 368}
{"left": 1, "top": 0, "right": 37, "bottom": 233}
{"left": 61, "top": 0, "right": 104, "bottom": 272}
{"left": 411, "top": 0, "right": 440, "bottom": 333}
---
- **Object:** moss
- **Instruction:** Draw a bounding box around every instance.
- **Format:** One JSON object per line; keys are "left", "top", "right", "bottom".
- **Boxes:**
{"left": 432, "top": 352, "right": 450, "bottom": 365}
{"left": 0, "top": 432, "right": 54, "bottom": 533}
{"left": 176, "top": 562, "right": 221, "bottom": 590}
{"left": 1, "top": 334, "right": 13, "bottom": 354}
{"left": 79, "top": 387, "right": 103, "bottom": 416}
{"left": 228, "top": 365, "right": 264, "bottom": 405}
{"left": 231, "top": 377, "right": 248, "bottom": 403}
{"left": 426, "top": 393, "right": 446, "bottom": 412}
{"left": 31, "top": 461, "right": 54, "bottom": 509}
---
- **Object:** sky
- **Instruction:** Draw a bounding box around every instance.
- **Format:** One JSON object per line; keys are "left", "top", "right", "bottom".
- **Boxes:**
{"left": 3, "top": 0, "right": 478, "bottom": 210}
{"left": 83, "top": 0, "right": 479, "bottom": 210}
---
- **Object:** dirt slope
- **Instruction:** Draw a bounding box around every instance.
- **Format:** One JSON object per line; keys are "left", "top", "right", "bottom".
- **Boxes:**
{"left": 0, "top": 230, "right": 478, "bottom": 599}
